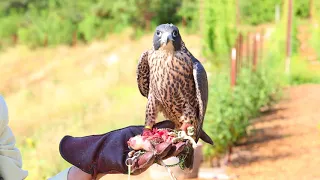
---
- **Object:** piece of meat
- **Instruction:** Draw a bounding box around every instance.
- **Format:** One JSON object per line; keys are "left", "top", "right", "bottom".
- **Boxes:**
{"left": 127, "top": 135, "right": 154, "bottom": 152}
{"left": 127, "top": 128, "right": 176, "bottom": 151}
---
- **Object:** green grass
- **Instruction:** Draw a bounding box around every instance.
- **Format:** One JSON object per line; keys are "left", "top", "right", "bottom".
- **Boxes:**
{"left": 310, "top": 24, "right": 320, "bottom": 61}
{"left": 287, "top": 55, "right": 320, "bottom": 85}
{"left": 262, "top": 18, "right": 320, "bottom": 86}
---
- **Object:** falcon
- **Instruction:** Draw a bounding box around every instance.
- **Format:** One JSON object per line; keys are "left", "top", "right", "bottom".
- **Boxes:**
{"left": 136, "top": 24, "right": 213, "bottom": 147}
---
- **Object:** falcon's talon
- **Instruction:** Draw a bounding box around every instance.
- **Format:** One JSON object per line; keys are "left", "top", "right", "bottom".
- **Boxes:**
{"left": 172, "top": 137, "right": 183, "bottom": 144}
{"left": 176, "top": 131, "right": 197, "bottom": 149}
{"left": 187, "top": 126, "right": 195, "bottom": 136}
{"left": 168, "top": 132, "right": 177, "bottom": 136}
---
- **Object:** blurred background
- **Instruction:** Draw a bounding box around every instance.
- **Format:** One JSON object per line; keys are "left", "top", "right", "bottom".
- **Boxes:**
{"left": 1, "top": 0, "right": 320, "bottom": 179}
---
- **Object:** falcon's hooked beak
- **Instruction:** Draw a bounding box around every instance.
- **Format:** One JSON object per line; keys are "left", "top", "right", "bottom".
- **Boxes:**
{"left": 160, "top": 32, "right": 174, "bottom": 45}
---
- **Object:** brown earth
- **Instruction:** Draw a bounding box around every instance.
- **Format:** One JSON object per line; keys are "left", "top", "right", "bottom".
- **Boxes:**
{"left": 226, "top": 84, "right": 320, "bottom": 180}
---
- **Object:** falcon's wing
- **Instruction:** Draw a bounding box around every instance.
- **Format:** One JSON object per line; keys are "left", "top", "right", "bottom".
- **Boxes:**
{"left": 136, "top": 51, "right": 150, "bottom": 97}
{"left": 191, "top": 56, "right": 209, "bottom": 142}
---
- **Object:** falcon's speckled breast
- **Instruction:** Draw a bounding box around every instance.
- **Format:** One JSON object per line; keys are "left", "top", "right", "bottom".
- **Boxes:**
{"left": 148, "top": 48, "right": 198, "bottom": 129}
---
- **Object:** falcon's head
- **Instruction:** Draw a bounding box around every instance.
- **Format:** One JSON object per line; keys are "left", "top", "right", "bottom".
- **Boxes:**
{"left": 153, "top": 23, "right": 182, "bottom": 51}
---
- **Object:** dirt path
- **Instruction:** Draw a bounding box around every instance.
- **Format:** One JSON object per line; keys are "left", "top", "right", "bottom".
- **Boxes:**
{"left": 227, "top": 84, "right": 320, "bottom": 180}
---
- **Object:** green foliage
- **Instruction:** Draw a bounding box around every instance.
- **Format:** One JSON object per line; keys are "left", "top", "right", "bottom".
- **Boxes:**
{"left": 203, "top": 65, "right": 281, "bottom": 158}
{"left": 264, "top": 0, "right": 320, "bottom": 86}
{"left": 0, "top": 0, "right": 314, "bottom": 49}
{"left": 15, "top": 4, "right": 76, "bottom": 47}
{"left": 177, "top": 0, "right": 199, "bottom": 32}
{"left": 201, "top": 0, "right": 310, "bottom": 157}
{"left": 0, "top": 9, "right": 22, "bottom": 47}
{"left": 203, "top": 0, "right": 237, "bottom": 64}
{"left": 78, "top": 14, "right": 100, "bottom": 42}
{"left": 310, "top": 25, "right": 320, "bottom": 61}
{"left": 240, "top": 0, "right": 311, "bottom": 25}
{"left": 266, "top": 0, "right": 300, "bottom": 60}
{"left": 312, "top": 0, "right": 320, "bottom": 20}
{"left": 295, "top": 0, "right": 310, "bottom": 18}
{"left": 310, "top": 1, "right": 320, "bottom": 61}
{"left": 240, "top": 0, "right": 281, "bottom": 25}
{"left": 291, "top": 18, "right": 300, "bottom": 55}
{"left": 1, "top": 0, "right": 202, "bottom": 48}
{"left": 0, "top": 13, "right": 20, "bottom": 38}
{"left": 287, "top": 55, "right": 320, "bottom": 85}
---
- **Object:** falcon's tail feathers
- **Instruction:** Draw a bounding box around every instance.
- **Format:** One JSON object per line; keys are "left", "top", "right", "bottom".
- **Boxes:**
{"left": 200, "top": 129, "right": 214, "bottom": 145}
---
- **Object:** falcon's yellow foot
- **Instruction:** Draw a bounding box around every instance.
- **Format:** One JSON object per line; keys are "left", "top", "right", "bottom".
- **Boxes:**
{"left": 187, "top": 126, "right": 195, "bottom": 136}
{"left": 142, "top": 126, "right": 153, "bottom": 136}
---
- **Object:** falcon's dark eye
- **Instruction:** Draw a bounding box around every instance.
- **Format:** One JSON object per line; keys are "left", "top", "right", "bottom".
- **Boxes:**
{"left": 172, "top": 30, "right": 178, "bottom": 38}
{"left": 156, "top": 31, "right": 162, "bottom": 37}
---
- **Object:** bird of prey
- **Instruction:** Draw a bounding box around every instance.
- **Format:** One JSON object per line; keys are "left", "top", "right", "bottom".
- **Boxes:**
{"left": 136, "top": 24, "right": 213, "bottom": 148}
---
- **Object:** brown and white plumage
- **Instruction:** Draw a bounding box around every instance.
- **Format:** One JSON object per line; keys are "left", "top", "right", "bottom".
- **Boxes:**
{"left": 137, "top": 24, "right": 212, "bottom": 146}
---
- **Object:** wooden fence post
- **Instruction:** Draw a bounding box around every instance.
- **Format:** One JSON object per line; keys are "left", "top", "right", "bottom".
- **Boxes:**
{"left": 235, "top": 35, "right": 239, "bottom": 74}
{"left": 72, "top": 30, "right": 77, "bottom": 47}
{"left": 246, "top": 32, "right": 251, "bottom": 67}
{"left": 238, "top": 33, "right": 243, "bottom": 70}
{"left": 236, "top": 35, "right": 239, "bottom": 63}
{"left": 256, "top": 33, "right": 261, "bottom": 64}
{"left": 285, "top": 0, "right": 293, "bottom": 75}
{"left": 231, "top": 48, "right": 237, "bottom": 88}
{"left": 12, "top": 34, "right": 18, "bottom": 45}
{"left": 252, "top": 33, "right": 258, "bottom": 71}
{"left": 44, "top": 34, "right": 48, "bottom": 47}
{"left": 260, "top": 30, "right": 264, "bottom": 62}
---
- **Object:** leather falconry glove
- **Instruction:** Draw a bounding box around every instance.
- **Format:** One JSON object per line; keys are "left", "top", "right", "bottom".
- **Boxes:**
{"left": 59, "top": 120, "right": 185, "bottom": 179}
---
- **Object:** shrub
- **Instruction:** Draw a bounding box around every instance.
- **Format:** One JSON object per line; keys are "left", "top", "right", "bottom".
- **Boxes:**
{"left": 0, "top": 10, "right": 22, "bottom": 47}
{"left": 203, "top": 65, "right": 281, "bottom": 158}
{"left": 177, "top": 0, "right": 199, "bottom": 32}
{"left": 295, "top": 0, "right": 310, "bottom": 18}
{"left": 240, "top": 0, "right": 281, "bottom": 25}
{"left": 240, "top": 0, "right": 311, "bottom": 25}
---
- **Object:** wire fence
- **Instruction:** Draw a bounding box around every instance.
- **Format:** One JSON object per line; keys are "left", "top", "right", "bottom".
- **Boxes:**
{"left": 230, "top": 30, "right": 265, "bottom": 88}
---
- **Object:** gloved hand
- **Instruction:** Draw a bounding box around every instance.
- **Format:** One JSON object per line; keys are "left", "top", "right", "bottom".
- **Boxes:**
{"left": 59, "top": 120, "right": 185, "bottom": 179}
